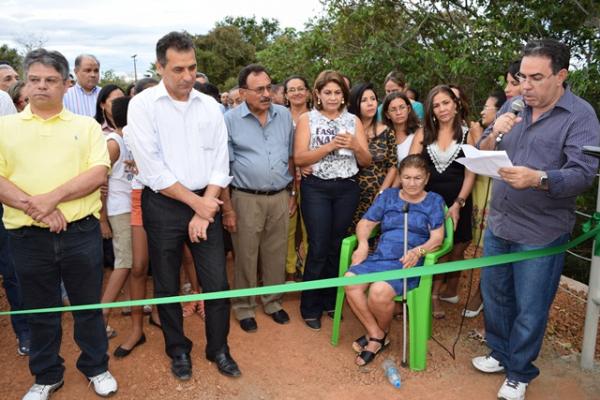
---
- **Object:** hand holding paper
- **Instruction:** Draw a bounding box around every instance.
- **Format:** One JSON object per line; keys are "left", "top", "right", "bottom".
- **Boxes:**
{"left": 455, "top": 145, "right": 513, "bottom": 179}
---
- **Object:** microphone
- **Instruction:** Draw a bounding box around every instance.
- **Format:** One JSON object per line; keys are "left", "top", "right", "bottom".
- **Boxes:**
{"left": 496, "top": 99, "right": 525, "bottom": 143}
{"left": 402, "top": 203, "right": 409, "bottom": 213}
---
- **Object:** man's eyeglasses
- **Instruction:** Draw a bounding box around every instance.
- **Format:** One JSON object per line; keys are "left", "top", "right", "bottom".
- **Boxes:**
{"left": 243, "top": 84, "right": 273, "bottom": 95}
{"left": 514, "top": 72, "right": 553, "bottom": 86}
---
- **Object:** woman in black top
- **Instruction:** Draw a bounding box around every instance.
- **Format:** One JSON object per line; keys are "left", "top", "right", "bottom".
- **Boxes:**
{"left": 409, "top": 85, "right": 475, "bottom": 319}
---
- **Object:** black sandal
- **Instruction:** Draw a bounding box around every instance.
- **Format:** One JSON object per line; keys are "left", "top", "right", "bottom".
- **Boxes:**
{"left": 352, "top": 335, "right": 369, "bottom": 353}
{"left": 356, "top": 334, "right": 387, "bottom": 366}
{"left": 352, "top": 334, "right": 391, "bottom": 353}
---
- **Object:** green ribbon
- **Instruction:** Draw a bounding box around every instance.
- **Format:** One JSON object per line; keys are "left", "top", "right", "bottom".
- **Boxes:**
{"left": 2, "top": 225, "right": 599, "bottom": 316}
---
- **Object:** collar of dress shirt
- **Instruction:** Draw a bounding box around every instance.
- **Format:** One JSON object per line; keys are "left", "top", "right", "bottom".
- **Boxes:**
{"left": 239, "top": 100, "right": 277, "bottom": 120}
{"left": 151, "top": 80, "right": 203, "bottom": 104}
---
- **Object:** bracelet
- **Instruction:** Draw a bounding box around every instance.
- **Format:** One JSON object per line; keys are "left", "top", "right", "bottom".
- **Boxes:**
{"left": 454, "top": 197, "right": 466, "bottom": 208}
{"left": 417, "top": 247, "right": 427, "bottom": 256}
{"left": 289, "top": 190, "right": 297, "bottom": 197}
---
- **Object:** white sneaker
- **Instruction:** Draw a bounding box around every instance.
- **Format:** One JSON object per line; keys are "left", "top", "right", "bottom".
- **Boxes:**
{"left": 88, "top": 371, "right": 118, "bottom": 397}
{"left": 472, "top": 354, "right": 505, "bottom": 373}
{"left": 498, "top": 378, "right": 528, "bottom": 400}
{"left": 22, "top": 380, "right": 64, "bottom": 400}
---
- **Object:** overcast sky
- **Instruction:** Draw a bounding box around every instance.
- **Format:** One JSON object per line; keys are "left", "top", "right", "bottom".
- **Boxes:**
{"left": 0, "top": 0, "right": 323, "bottom": 80}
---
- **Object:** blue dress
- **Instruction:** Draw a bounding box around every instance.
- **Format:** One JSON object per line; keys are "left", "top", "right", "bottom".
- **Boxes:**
{"left": 348, "top": 189, "right": 445, "bottom": 295}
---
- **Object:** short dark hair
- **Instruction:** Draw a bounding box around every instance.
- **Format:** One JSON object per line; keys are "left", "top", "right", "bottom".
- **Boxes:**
{"left": 238, "top": 64, "right": 269, "bottom": 88}
{"left": 406, "top": 87, "right": 419, "bottom": 101}
{"left": 24, "top": 48, "right": 70, "bottom": 81}
{"left": 156, "top": 31, "right": 195, "bottom": 67}
{"left": 398, "top": 154, "right": 429, "bottom": 176}
{"left": 381, "top": 91, "right": 420, "bottom": 134}
{"left": 488, "top": 89, "right": 507, "bottom": 110}
{"left": 196, "top": 72, "right": 208, "bottom": 81}
{"left": 74, "top": 54, "right": 100, "bottom": 69}
{"left": 133, "top": 77, "right": 158, "bottom": 95}
{"left": 522, "top": 38, "right": 570, "bottom": 74}
{"left": 195, "top": 82, "right": 221, "bottom": 102}
{"left": 111, "top": 96, "right": 131, "bottom": 129}
{"left": 312, "top": 70, "right": 349, "bottom": 112}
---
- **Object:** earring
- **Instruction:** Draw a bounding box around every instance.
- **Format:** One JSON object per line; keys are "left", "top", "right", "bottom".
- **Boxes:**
{"left": 317, "top": 98, "right": 321, "bottom": 105}
{"left": 341, "top": 99, "right": 345, "bottom": 105}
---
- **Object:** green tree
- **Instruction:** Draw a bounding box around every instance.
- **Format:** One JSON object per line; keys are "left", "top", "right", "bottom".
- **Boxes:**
{"left": 99, "top": 69, "right": 130, "bottom": 89}
{"left": 193, "top": 25, "right": 255, "bottom": 89}
{"left": 218, "top": 16, "right": 281, "bottom": 52}
{"left": 0, "top": 44, "right": 23, "bottom": 74}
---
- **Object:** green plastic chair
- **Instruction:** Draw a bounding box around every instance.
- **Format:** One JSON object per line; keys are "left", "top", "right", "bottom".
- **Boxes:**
{"left": 330, "top": 211, "right": 454, "bottom": 371}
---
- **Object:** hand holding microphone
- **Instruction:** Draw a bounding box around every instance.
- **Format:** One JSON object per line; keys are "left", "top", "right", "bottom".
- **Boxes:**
{"left": 492, "top": 99, "right": 525, "bottom": 143}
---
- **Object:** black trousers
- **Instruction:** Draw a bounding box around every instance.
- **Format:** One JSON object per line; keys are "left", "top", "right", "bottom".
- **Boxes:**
{"left": 142, "top": 188, "right": 230, "bottom": 359}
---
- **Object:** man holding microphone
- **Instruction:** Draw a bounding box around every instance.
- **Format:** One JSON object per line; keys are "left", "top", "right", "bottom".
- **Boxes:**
{"left": 473, "top": 38, "right": 600, "bottom": 400}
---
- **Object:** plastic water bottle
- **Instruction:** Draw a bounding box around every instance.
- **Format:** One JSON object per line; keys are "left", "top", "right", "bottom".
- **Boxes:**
{"left": 382, "top": 358, "right": 401, "bottom": 388}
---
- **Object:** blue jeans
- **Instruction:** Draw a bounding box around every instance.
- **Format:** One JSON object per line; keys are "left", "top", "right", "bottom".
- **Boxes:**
{"left": 8, "top": 217, "right": 108, "bottom": 384}
{"left": 300, "top": 175, "right": 359, "bottom": 319}
{"left": 0, "top": 205, "right": 30, "bottom": 342}
{"left": 481, "top": 228, "right": 569, "bottom": 383}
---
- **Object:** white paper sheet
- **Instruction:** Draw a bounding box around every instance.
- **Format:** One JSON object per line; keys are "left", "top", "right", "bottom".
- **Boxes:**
{"left": 455, "top": 145, "right": 513, "bottom": 179}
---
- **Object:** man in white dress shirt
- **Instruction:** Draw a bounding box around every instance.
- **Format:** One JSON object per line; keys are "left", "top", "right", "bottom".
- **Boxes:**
{"left": 124, "top": 31, "right": 240, "bottom": 381}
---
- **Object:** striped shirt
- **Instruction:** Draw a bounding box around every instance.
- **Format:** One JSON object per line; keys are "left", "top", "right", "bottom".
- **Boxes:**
{"left": 63, "top": 83, "right": 101, "bottom": 117}
{"left": 480, "top": 88, "right": 600, "bottom": 245}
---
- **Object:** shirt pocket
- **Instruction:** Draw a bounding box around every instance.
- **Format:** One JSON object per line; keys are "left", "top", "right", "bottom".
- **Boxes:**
{"left": 196, "top": 121, "right": 216, "bottom": 151}
{"left": 527, "top": 137, "right": 562, "bottom": 170}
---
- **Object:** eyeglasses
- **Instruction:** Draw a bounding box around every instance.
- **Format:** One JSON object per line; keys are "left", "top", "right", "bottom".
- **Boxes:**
{"left": 482, "top": 105, "right": 497, "bottom": 111}
{"left": 388, "top": 105, "right": 408, "bottom": 113}
{"left": 27, "top": 76, "right": 64, "bottom": 87}
{"left": 243, "top": 84, "right": 273, "bottom": 95}
{"left": 514, "top": 72, "right": 554, "bottom": 86}
{"left": 287, "top": 87, "right": 306, "bottom": 94}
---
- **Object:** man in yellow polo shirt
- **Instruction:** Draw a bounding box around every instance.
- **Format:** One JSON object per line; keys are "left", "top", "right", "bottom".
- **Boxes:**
{"left": 0, "top": 49, "right": 116, "bottom": 400}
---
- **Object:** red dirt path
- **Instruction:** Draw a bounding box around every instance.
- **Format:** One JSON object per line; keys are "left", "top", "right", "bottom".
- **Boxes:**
{"left": 1, "top": 255, "right": 599, "bottom": 399}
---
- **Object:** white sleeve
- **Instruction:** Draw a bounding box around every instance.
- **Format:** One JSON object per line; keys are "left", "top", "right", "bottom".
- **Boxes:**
{"left": 0, "top": 92, "right": 17, "bottom": 116}
{"left": 123, "top": 96, "right": 178, "bottom": 191}
{"left": 208, "top": 113, "right": 233, "bottom": 188}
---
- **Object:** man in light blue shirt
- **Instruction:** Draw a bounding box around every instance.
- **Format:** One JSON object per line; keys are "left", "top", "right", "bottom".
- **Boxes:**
{"left": 224, "top": 64, "right": 296, "bottom": 333}
{"left": 63, "top": 54, "right": 101, "bottom": 116}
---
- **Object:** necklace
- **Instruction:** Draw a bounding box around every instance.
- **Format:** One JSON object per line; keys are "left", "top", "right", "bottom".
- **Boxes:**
{"left": 426, "top": 130, "right": 467, "bottom": 174}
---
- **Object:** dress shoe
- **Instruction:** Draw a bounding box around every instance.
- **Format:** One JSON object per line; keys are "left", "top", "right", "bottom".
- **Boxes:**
{"left": 270, "top": 309, "right": 290, "bottom": 324}
{"left": 304, "top": 318, "right": 321, "bottom": 331}
{"left": 113, "top": 334, "right": 146, "bottom": 358}
{"left": 207, "top": 352, "right": 241, "bottom": 377}
{"left": 171, "top": 353, "right": 192, "bottom": 380}
{"left": 239, "top": 317, "right": 257, "bottom": 332}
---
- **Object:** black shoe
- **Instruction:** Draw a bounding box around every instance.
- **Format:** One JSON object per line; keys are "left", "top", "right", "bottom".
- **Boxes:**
{"left": 149, "top": 314, "right": 162, "bottom": 329}
{"left": 207, "top": 352, "right": 241, "bottom": 377}
{"left": 239, "top": 317, "right": 257, "bottom": 332}
{"left": 304, "top": 318, "right": 321, "bottom": 331}
{"left": 113, "top": 334, "right": 146, "bottom": 358}
{"left": 171, "top": 353, "right": 192, "bottom": 380}
{"left": 270, "top": 309, "right": 290, "bottom": 325}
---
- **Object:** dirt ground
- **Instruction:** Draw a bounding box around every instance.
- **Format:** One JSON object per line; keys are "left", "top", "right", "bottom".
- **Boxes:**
{"left": 1, "top": 253, "right": 599, "bottom": 400}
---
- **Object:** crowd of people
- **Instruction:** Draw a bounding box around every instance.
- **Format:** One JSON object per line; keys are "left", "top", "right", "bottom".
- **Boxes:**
{"left": 0, "top": 33, "right": 599, "bottom": 400}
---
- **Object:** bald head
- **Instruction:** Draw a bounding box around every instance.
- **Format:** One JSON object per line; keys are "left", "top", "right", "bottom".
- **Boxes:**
{"left": 74, "top": 54, "right": 100, "bottom": 92}
{"left": 0, "top": 65, "right": 18, "bottom": 92}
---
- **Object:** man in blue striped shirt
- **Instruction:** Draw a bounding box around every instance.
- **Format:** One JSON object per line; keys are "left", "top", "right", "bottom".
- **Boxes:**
{"left": 474, "top": 38, "right": 600, "bottom": 400}
{"left": 63, "top": 54, "right": 101, "bottom": 117}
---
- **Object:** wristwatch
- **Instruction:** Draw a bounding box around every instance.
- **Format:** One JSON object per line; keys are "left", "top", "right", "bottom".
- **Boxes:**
{"left": 536, "top": 173, "right": 548, "bottom": 189}
{"left": 454, "top": 197, "right": 466, "bottom": 208}
{"left": 417, "top": 247, "right": 427, "bottom": 257}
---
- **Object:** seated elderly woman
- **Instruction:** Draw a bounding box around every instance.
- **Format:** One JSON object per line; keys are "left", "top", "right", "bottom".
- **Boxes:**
{"left": 345, "top": 154, "right": 445, "bottom": 366}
